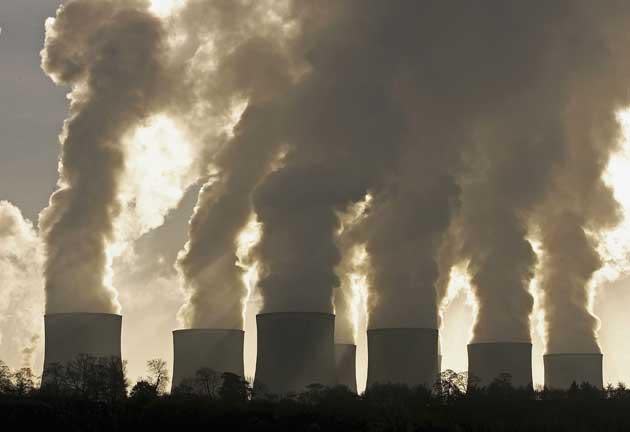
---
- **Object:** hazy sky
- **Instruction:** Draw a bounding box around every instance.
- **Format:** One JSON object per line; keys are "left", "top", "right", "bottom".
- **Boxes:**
{"left": 2, "top": 1, "right": 630, "bottom": 391}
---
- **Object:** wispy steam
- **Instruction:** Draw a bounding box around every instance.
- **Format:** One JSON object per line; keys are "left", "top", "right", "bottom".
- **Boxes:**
{"left": 0, "top": 202, "right": 44, "bottom": 370}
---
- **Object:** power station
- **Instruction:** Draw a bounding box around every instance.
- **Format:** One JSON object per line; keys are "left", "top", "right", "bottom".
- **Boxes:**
{"left": 366, "top": 328, "right": 439, "bottom": 388}
{"left": 37, "top": 313, "right": 609, "bottom": 394}
{"left": 254, "top": 312, "right": 336, "bottom": 395}
{"left": 171, "top": 329, "right": 244, "bottom": 392}
{"left": 42, "top": 313, "right": 122, "bottom": 381}
{"left": 544, "top": 353, "right": 603, "bottom": 389}
{"left": 335, "top": 343, "right": 357, "bottom": 392}
{"left": 467, "top": 342, "right": 532, "bottom": 388}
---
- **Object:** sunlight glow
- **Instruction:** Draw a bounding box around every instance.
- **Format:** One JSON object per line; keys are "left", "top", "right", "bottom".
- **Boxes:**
{"left": 527, "top": 240, "right": 546, "bottom": 349}
{"left": 596, "top": 109, "right": 630, "bottom": 287}
{"left": 439, "top": 262, "right": 477, "bottom": 340}
{"left": 149, "top": 0, "right": 184, "bottom": 17}
{"left": 348, "top": 245, "right": 370, "bottom": 343}
{"left": 107, "top": 115, "right": 195, "bottom": 299}
{"left": 236, "top": 214, "right": 263, "bottom": 324}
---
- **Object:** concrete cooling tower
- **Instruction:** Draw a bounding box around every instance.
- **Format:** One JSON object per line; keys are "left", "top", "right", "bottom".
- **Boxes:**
{"left": 467, "top": 342, "right": 532, "bottom": 388}
{"left": 171, "top": 329, "right": 245, "bottom": 392}
{"left": 43, "top": 313, "right": 122, "bottom": 380}
{"left": 366, "top": 328, "right": 439, "bottom": 388}
{"left": 335, "top": 343, "right": 357, "bottom": 393}
{"left": 254, "top": 312, "right": 335, "bottom": 395}
{"left": 544, "top": 353, "right": 603, "bottom": 390}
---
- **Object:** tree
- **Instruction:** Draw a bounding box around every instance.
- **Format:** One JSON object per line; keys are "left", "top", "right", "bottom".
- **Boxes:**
{"left": 195, "top": 367, "right": 221, "bottom": 398}
{"left": 146, "top": 359, "right": 169, "bottom": 395}
{"left": 40, "top": 362, "right": 66, "bottom": 395}
{"left": 130, "top": 380, "right": 159, "bottom": 402}
{"left": 434, "top": 370, "right": 467, "bottom": 404}
{"left": 13, "top": 367, "right": 35, "bottom": 396}
{"left": 219, "top": 372, "right": 249, "bottom": 404}
{"left": 0, "top": 360, "right": 14, "bottom": 394}
{"left": 101, "top": 357, "right": 128, "bottom": 403}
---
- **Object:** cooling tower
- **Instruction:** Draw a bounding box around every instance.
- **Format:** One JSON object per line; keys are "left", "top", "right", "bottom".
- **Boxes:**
{"left": 43, "top": 313, "right": 122, "bottom": 379}
{"left": 467, "top": 342, "right": 532, "bottom": 388}
{"left": 171, "top": 329, "right": 244, "bottom": 392}
{"left": 366, "top": 328, "right": 439, "bottom": 388}
{"left": 544, "top": 353, "right": 603, "bottom": 390}
{"left": 335, "top": 343, "right": 357, "bottom": 392}
{"left": 254, "top": 312, "right": 335, "bottom": 395}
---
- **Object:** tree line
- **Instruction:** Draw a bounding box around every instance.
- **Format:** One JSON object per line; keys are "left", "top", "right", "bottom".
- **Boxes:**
{"left": 2, "top": 357, "right": 630, "bottom": 431}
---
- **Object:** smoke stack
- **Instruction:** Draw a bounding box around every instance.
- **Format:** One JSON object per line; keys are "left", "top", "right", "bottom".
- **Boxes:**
{"left": 366, "top": 328, "right": 438, "bottom": 388}
{"left": 544, "top": 353, "right": 603, "bottom": 390}
{"left": 335, "top": 343, "right": 357, "bottom": 393}
{"left": 43, "top": 313, "right": 122, "bottom": 380}
{"left": 254, "top": 313, "right": 335, "bottom": 395}
{"left": 171, "top": 329, "right": 244, "bottom": 392}
{"left": 467, "top": 342, "right": 532, "bottom": 388}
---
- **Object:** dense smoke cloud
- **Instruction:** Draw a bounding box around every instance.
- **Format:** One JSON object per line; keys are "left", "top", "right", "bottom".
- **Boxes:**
{"left": 246, "top": 0, "right": 630, "bottom": 349}
{"left": 32, "top": 0, "right": 630, "bottom": 354}
{"left": 253, "top": 1, "right": 407, "bottom": 314}
{"left": 532, "top": 5, "right": 630, "bottom": 352}
{"left": 0, "top": 202, "right": 44, "bottom": 370}
{"left": 434, "top": 1, "right": 630, "bottom": 345}
{"left": 39, "top": 0, "right": 168, "bottom": 313}
{"left": 172, "top": 0, "right": 294, "bottom": 329}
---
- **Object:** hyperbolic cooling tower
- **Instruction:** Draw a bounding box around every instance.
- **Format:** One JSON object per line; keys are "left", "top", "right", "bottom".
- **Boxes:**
{"left": 171, "top": 329, "right": 244, "bottom": 392}
{"left": 255, "top": 312, "right": 335, "bottom": 395}
{"left": 467, "top": 342, "right": 532, "bottom": 388}
{"left": 43, "top": 313, "right": 122, "bottom": 379}
{"left": 366, "top": 328, "right": 439, "bottom": 388}
{"left": 335, "top": 343, "right": 357, "bottom": 393}
{"left": 544, "top": 353, "right": 603, "bottom": 389}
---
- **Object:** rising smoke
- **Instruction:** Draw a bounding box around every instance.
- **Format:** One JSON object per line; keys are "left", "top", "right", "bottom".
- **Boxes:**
{"left": 436, "top": 1, "right": 630, "bottom": 345}
{"left": 0, "top": 202, "right": 44, "bottom": 370}
{"left": 29, "top": 0, "right": 630, "bottom": 355}
{"left": 168, "top": 1, "right": 630, "bottom": 348}
{"left": 39, "top": 0, "right": 169, "bottom": 313}
{"left": 172, "top": 0, "right": 295, "bottom": 329}
{"left": 532, "top": 9, "right": 630, "bottom": 352}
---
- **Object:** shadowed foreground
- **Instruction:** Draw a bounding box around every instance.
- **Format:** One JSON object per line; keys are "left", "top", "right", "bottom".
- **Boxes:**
{"left": 2, "top": 359, "right": 630, "bottom": 431}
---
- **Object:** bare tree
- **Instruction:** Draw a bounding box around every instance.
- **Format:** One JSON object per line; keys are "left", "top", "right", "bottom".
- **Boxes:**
{"left": 13, "top": 367, "right": 35, "bottom": 396}
{"left": 146, "top": 359, "right": 169, "bottom": 395}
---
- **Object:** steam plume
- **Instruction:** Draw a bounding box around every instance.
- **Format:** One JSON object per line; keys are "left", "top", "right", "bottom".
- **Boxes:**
{"left": 39, "top": 0, "right": 168, "bottom": 313}
{"left": 0, "top": 202, "right": 44, "bottom": 370}
{"left": 446, "top": 2, "right": 630, "bottom": 344}
{"left": 533, "top": 12, "right": 630, "bottom": 351}
{"left": 172, "top": 0, "right": 294, "bottom": 328}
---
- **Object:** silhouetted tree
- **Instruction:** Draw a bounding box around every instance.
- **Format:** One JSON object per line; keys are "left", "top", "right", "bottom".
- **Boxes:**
{"left": 195, "top": 367, "right": 221, "bottom": 398}
{"left": 146, "top": 358, "right": 169, "bottom": 395}
{"left": 40, "top": 361, "right": 66, "bottom": 395}
{"left": 129, "top": 380, "right": 159, "bottom": 402}
{"left": 219, "top": 372, "right": 249, "bottom": 404}
{"left": 13, "top": 367, "right": 35, "bottom": 396}
{"left": 434, "top": 370, "right": 467, "bottom": 404}
{"left": 0, "top": 360, "right": 14, "bottom": 394}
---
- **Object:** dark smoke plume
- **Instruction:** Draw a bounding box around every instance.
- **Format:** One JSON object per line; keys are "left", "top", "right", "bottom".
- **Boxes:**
{"left": 532, "top": 8, "right": 630, "bottom": 352}
{"left": 172, "top": 0, "right": 294, "bottom": 329}
{"left": 248, "top": 1, "right": 630, "bottom": 348}
{"left": 39, "top": 0, "right": 168, "bottom": 313}
{"left": 453, "top": 1, "right": 630, "bottom": 345}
